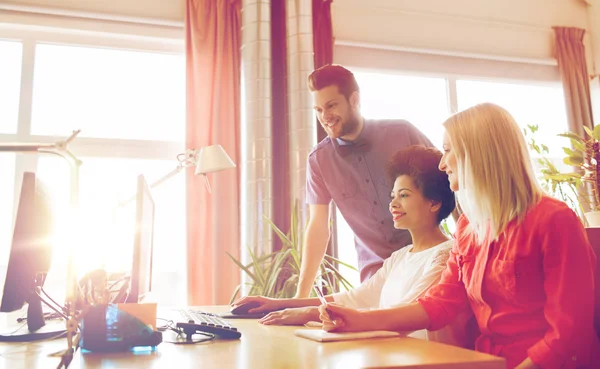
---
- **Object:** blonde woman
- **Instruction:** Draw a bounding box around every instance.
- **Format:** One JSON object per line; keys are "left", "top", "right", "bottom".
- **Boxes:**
{"left": 318, "top": 103, "right": 600, "bottom": 369}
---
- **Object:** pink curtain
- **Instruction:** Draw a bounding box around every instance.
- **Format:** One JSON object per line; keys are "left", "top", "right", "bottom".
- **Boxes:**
{"left": 554, "top": 27, "right": 595, "bottom": 136}
{"left": 185, "top": 0, "right": 241, "bottom": 305}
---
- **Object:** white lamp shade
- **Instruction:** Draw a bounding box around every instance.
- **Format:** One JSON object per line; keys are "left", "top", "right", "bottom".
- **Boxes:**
{"left": 194, "top": 144, "right": 236, "bottom": 175}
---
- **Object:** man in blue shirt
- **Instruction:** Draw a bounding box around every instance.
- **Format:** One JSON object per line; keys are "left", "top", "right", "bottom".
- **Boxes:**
{"left": 295, "top": 64, "right": 433, "bottom": 298}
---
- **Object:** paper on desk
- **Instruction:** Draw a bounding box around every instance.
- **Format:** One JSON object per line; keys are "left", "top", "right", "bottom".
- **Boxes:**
{"left": 117, "top": 303, "right": 157, "bottom": 330}
{"left": 294, "top": 329, "right": 400, "bottom": 342}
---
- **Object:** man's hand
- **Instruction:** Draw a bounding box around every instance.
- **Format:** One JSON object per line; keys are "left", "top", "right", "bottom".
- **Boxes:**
{"left": 259, "top": 307, "right": 320, "bottom": 325}
{"left": 230, "top": 296, "right": 285, "bottom": 314}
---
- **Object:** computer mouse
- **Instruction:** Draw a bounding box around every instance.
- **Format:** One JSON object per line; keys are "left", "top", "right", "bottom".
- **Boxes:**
{"left": 230, "top": 301, "right": 261, "bottom": 315}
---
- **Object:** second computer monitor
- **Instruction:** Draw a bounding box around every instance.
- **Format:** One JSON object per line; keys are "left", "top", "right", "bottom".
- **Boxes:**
{"left": 126, "top": 174, "right": 155, "bottom": 303}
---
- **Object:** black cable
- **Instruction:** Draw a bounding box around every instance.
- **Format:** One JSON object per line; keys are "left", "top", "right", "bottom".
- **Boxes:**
{"left": 41, "top": 287, "right": 68, "bottom": 314}
{"left": 107, "top": 275, "right": 130, "bottom": 290}
{"left": 35, "top": 289, "right": 69, "bottom": 321}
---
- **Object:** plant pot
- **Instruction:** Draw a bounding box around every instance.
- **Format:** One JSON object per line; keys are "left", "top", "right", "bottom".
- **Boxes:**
{"left": 585, "top": 211, "right": 600, "bottom": 228}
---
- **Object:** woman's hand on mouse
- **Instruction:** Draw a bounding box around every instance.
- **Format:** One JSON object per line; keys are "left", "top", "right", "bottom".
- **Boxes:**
{"left": 231, "top": 296, "right": 286, "bottom": 313}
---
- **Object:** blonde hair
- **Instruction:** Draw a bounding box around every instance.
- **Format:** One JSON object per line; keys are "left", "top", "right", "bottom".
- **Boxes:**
{"left": 443, "top": 103, "right": 543, "bottom": 243}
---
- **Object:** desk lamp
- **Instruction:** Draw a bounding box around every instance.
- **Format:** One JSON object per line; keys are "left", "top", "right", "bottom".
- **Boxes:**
{"left": 119, "top": 144, "right": 235, "bottom": 205}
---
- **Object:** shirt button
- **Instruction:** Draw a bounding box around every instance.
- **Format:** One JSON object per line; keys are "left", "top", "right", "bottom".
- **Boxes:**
{"left": 365, "top": 179, "right": 370, "bottom": 183}
{"left": 572, "top": 356, "right": 577, "bottom": 361}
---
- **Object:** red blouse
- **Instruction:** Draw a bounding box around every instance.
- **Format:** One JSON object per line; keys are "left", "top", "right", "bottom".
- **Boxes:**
{"left": 418, "top": 196, "right": 600, "bottom": 369}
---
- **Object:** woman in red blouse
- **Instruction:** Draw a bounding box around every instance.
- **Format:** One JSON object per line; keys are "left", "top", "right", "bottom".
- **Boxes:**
{"left": 318, "top": 103, "right": 600, "bottom": 369}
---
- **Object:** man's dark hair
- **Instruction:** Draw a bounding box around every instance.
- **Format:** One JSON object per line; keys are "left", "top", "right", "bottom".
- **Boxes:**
{"left": 386, "top": 145, "right": 456, "bottom": 223}
{"left": 307, "top": 64, "right": 359, "bottom": 100}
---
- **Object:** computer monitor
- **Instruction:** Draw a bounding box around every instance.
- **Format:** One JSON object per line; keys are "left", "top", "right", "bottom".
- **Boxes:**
{"left": 0, "top": 171, "right": 66, "bottom": 341}
{"left": 125, "top": 174, "right": 155, "bottom": 303}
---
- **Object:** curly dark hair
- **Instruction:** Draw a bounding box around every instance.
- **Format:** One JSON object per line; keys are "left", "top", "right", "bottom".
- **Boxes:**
{"left": 307, "top": 64, "right": 360, "bottom": 101}
{"left": 385, "top": 145, "right": 455, "bottom": 223}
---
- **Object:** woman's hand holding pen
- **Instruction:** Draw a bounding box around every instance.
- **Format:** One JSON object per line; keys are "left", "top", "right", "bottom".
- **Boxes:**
{"left": 318, "top": 303, "right": 366, "bottom": 332}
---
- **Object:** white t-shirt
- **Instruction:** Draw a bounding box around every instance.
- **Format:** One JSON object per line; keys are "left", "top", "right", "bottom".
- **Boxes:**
{"left": 332, "top": 240, "right": 471, "bottom": 347}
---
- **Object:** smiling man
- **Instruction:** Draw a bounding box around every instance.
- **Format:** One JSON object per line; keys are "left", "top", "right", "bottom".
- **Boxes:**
{"left": 295, "top": 64, "right": 434, "bottom": 298}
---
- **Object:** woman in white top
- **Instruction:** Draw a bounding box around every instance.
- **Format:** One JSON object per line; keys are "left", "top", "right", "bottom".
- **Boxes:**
{"left": 232, "top": 145, "right": 470, "bottom": 346}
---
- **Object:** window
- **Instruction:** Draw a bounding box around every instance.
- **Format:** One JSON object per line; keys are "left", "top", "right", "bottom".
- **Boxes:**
{"left": 0, "top": 154, "right": 16, "bottom": 266}
{"left": 334, "top": 70, "right": 570, "bottom": 285}
{"left": 0, "top": 40, "right": 22, "bottom": 134}
{"left": 356, "top": 72, "right": 449, "bottom": 148}
{"left": 457, "top": 80, "right": 570, "bottom": 165}
{"left": 0, "top": 32, "right": 186, "bottom": 305}
{"left": 31, "top": 44, "right": 184, "bottom": 141}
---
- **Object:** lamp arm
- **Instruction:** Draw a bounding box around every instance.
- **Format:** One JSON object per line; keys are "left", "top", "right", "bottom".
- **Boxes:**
{"left": 149, "top": 164, "right": 185, "bottom": 189}
{"left": 117, "top": 164, "right": 186, "bottom": 207}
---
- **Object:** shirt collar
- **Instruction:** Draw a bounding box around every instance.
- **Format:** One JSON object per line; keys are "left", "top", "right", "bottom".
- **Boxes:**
{"left": 332, "top": 119, "right": 370, "bottom": 155}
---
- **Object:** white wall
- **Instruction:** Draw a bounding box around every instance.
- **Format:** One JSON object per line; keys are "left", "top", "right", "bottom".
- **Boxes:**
{"left": 1, "top": 0, "right": 184, "bottom": 23}
{"left": 332, "top": 0, "right": 591, "bottom": 63}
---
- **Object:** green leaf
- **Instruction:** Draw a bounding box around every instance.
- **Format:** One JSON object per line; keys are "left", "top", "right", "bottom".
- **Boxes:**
{"left": 558, "top": 132, "right": 585, "bottom": 143}
{"left": 226, "top": 251, "right": 260, "bottom": 284}
{"left": 229, "top": 284, "right": 241, "bottom": 305}
{"left": 570, "top": 138, "right": 586, "bottom": 152}
{"left": 584, "top": 126, "right": 594, "bottom": 139}
{"left": 563, "top": 147, "right": 578, "bottom": 157}
{"left": 263, "top": 215, "right": 292, "bottom": 247}
{"left": 564, "top": 156, "right": 584, "bottom": 166}
{"left": 324, "top": 254, "right": 359, "bottom": 271}
{"left": 593, "top": 125, "right": 600, "bottom": 141}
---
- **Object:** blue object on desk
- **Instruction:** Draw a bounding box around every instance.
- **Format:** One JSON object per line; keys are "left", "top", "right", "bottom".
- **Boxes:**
{"left": 80, "top": 304, "right": 162, "bottom": 352}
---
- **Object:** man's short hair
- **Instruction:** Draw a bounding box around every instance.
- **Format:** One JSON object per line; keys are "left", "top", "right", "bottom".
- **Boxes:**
{"left": 307, "top": 64, "right": 360, "bottom": 100}
{"left": 386, "top": 145, "right": 456, "bottom": 223}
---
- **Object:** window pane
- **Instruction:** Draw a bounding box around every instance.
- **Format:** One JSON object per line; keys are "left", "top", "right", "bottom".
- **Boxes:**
{"left": 335, "top": 208, "right": 360, "bottom": 290}
{"left": 456, "top": 80, "right": 569, "bottom": 164}
{"left": 354, "top": 71, "right": 450, "bottom": 148}
{"left": 0, "top": 154, "right": 16, "bottom": 268}
{"left": 0, "top": 40, "right": 22, "bottom": 134}
{"left": 37, "top": 156, "right": 186, "bottom": 305}
{"left": 31, "top": 44, "right": 185, "bottom": 142}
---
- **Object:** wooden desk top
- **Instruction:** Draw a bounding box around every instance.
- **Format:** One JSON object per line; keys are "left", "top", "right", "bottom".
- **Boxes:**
{"left": 0, "top": 306, "right": 506, "bottom": 369}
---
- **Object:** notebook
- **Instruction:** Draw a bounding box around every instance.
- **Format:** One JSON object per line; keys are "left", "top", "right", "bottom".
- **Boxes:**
{"left": 294, "top": 329, "right": 400, "bottom": 342}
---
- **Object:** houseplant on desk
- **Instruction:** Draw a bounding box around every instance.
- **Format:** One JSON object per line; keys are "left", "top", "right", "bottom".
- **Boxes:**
{"left": 227, "top": 203, "right": 357, "bottom": 303}
{"left": 525, "top": 124, "right": 600, "bottom": 226}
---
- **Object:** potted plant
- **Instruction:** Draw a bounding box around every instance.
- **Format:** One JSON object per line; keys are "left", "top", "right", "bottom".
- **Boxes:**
{"left": 226, "top": 203, "right": 357, "bottom": 303}
{"left": 525, "top": 125, "right": 600, "bottom": 226}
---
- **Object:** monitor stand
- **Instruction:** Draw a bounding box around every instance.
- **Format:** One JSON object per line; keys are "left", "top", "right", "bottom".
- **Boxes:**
{"left": 0, "top": 293, "right": 66, "bottom": 342}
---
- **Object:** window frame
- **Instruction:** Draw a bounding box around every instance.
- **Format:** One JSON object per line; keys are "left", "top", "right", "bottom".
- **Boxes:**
{"left": 0, "top": 21, "right": 187, "bottom": 304}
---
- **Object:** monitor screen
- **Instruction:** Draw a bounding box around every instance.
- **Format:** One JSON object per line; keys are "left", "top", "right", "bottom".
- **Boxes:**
{"left": 126, "top": 174, "right": 155, "bottom": 303}
{"left": 1, "top": 172, "right": 54, "bottom": 313}
{"left": 0, "top": 171, "right": 65, "bottom": 341}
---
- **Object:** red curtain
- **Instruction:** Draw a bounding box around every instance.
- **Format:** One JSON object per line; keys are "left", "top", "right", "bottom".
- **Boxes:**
{"left": 312, "top": 0, "right": 334, "bottom": 142}
{"left": 185, "top": 0, "right": 241, "bottom": 305}
{"left": 554, "top": 27, "right": 595, "bottom": 136}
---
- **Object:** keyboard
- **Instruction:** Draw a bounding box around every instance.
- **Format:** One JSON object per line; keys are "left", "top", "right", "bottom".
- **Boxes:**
{"left": 175, "top": 309, "right": 241, "bottom": 339}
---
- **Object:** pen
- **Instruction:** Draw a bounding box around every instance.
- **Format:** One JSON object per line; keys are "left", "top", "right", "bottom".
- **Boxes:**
{"left": 313, "top": 285, "right": 336, "bottom": 325}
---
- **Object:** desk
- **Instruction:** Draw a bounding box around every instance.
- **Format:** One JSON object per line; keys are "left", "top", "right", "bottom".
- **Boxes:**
{"left": 0, "top": 306, "right": 506, "bottom": 369}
